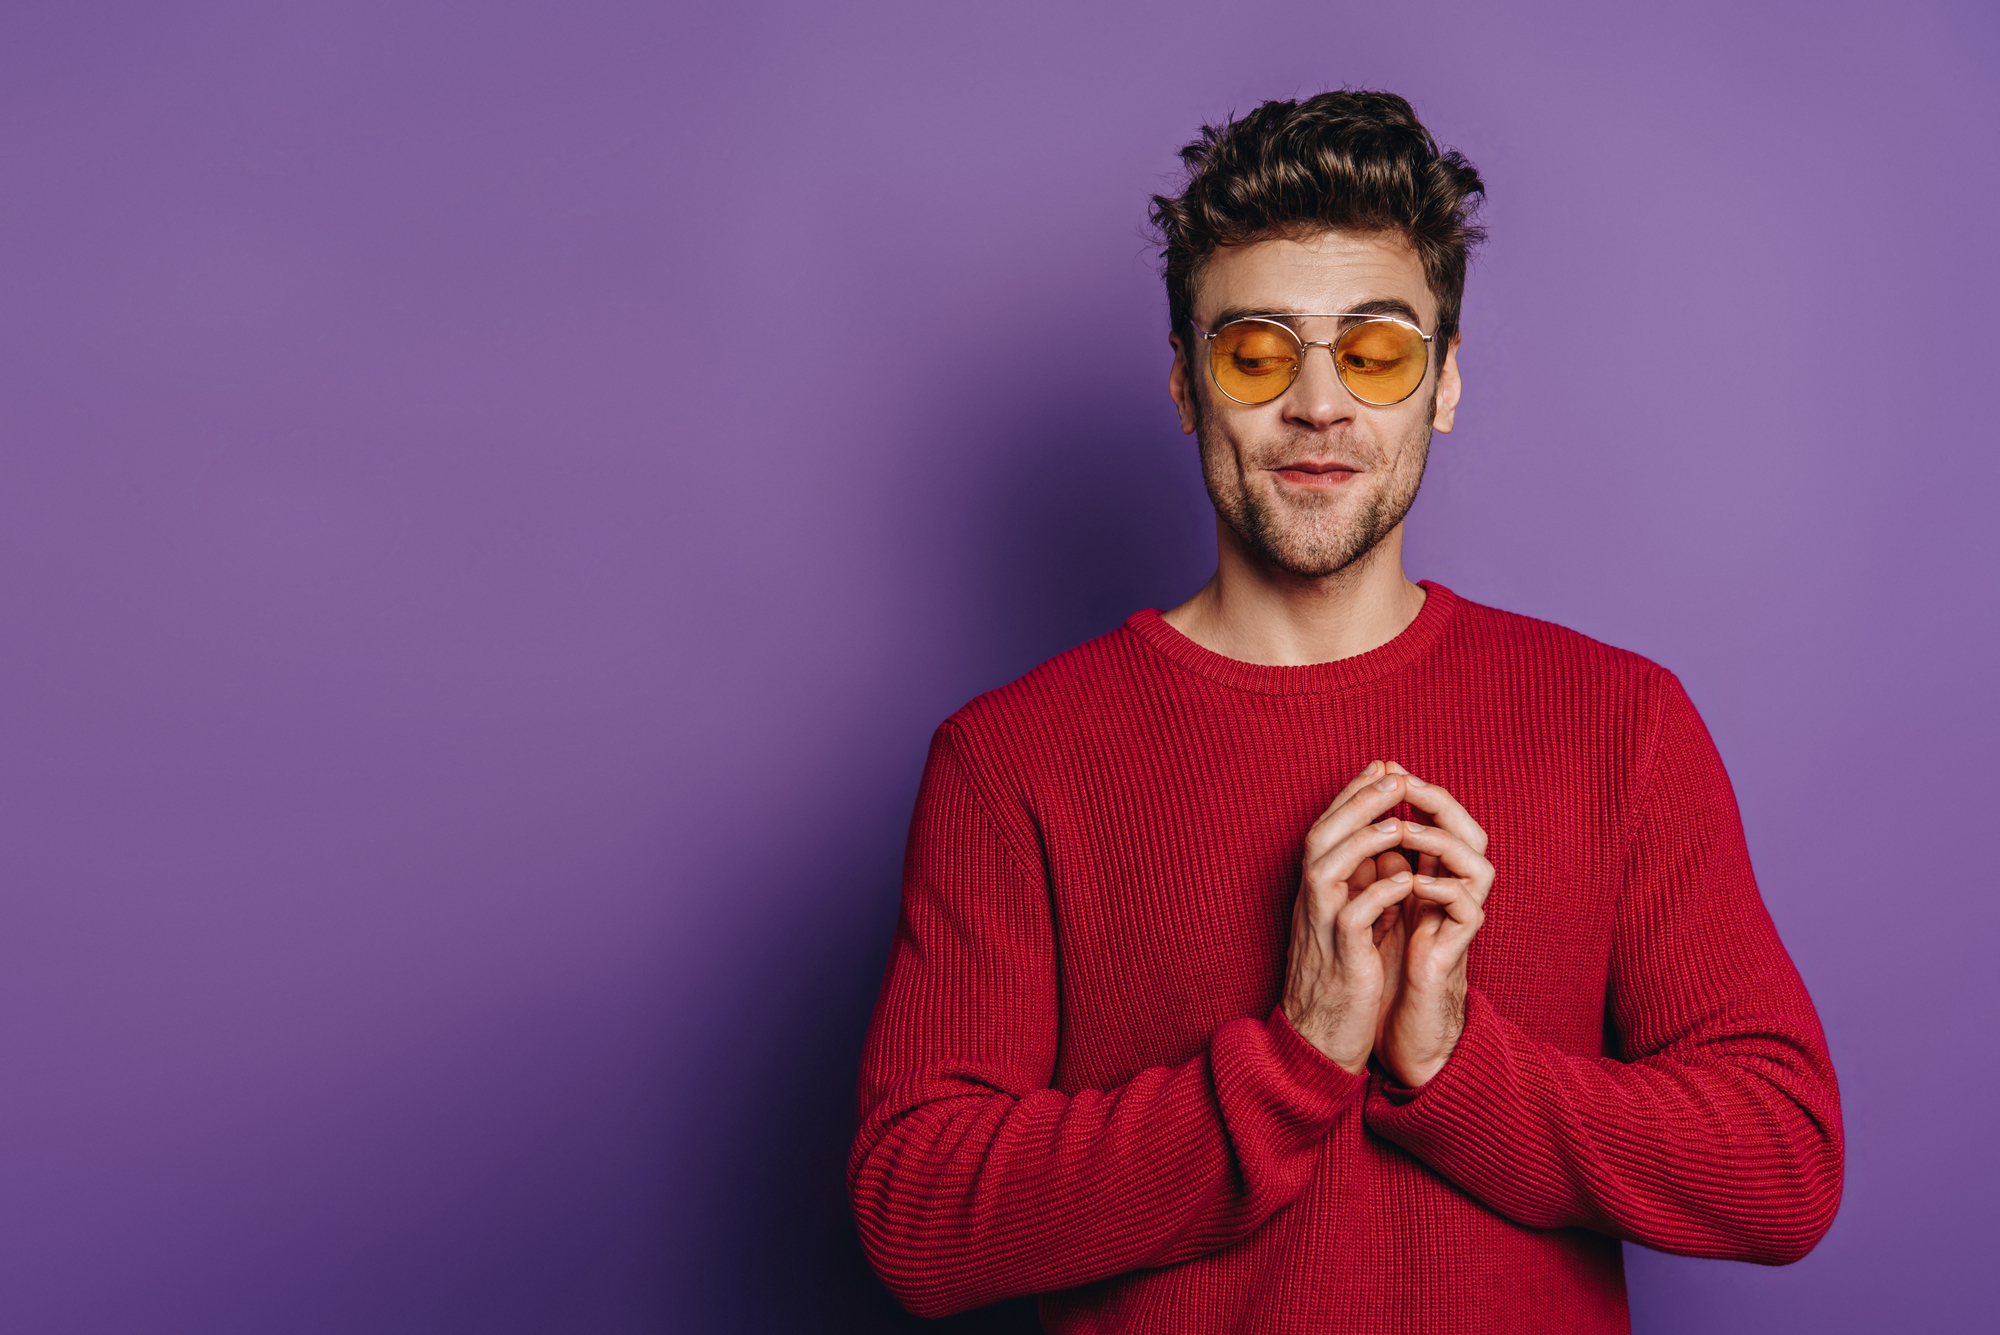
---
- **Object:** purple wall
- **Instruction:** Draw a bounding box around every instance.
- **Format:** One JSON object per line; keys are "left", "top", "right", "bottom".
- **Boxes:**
{"left": 0, "top": 2, "right": 1992, "bottom": 1331}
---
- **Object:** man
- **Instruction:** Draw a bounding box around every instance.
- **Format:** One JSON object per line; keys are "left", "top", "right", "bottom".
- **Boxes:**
{"left": 849, "top": 91, "right": 1841, "bottom": 1333}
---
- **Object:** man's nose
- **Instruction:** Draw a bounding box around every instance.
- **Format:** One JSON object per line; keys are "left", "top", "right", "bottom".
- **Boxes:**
{"left": 1280, "top": 343, "right": 1354, "bottom": 430}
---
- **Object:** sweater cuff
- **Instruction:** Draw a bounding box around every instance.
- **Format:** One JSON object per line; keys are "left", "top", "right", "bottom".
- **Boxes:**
{"left": 1364, "top": 987, "right": 1510, "bottom": 1134}
{"left": 1260, "top": 1005, "right": 1369, "bottom": 1106}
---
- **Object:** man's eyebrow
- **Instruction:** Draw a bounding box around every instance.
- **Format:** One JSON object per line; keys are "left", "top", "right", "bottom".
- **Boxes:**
{"left": 1200, "top": 304, "right": 1297, "bottom": 328}
{"left": 1196, "top": 297, "right": 1427, "bottom": 330}
{"left": 1340, "top": 297, "right": 1424, "bottom": 325}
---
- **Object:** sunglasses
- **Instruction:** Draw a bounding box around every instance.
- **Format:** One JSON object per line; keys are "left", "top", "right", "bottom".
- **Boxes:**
{"left": 1189, "top": 313, "right": 1436, "bottom": 407}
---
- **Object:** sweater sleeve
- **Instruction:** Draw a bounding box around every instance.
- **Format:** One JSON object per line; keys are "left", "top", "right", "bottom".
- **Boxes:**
{"left": 1363, "top": 672, "right": 1844, "bottom": 1263}
{"left": 849, "top": 724, "right": 1364, "bottom": 1318}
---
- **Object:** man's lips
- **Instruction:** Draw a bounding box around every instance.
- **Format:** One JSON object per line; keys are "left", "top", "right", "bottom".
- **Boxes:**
{"left": 1270, "top": 460, "right": 1362, "bottom": 487}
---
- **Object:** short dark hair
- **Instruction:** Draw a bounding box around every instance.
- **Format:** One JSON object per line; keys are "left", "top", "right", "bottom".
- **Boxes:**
{"left": 1150, "top": 91, "right": 1486, "bottom": 349}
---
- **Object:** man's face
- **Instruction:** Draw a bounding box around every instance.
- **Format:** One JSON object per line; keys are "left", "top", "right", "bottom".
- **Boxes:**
{"left": 1169, "top": 230, "right": 1460, "bottom": 580}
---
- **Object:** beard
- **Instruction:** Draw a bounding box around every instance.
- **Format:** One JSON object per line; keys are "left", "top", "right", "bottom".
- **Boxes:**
{"left": 1194, "top": 391, "right": 1434, "bottom": 580}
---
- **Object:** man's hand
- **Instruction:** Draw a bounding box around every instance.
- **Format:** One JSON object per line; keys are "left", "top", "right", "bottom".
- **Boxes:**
{"left": 1373, "top": 765, "right": 1493, "bottom": 1088}
{"left": 1283, "top": 761, "right": 1425, "bottom": 1073}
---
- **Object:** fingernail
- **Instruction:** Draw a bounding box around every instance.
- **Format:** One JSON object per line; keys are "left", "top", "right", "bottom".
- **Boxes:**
{"left": 1364, "top": 760, "right": 1381, "bottom": 776}
{"left": 1415, "top": 874, "right": 1435, "bottom": 884}
{"left": 1377, "top": 819, "right": 1400, "bottom": 833}
{"left": 1392, "top": 871, "right": 1412, "bottom": 883}
{"left": 1406, "top": 774, "right": 1427, "bottom": 787}
{"left": 1375, "top": 776, "right": 1398, "bottom": 792}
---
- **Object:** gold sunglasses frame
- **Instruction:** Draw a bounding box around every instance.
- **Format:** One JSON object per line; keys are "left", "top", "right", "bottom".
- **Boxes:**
{"left": 1189, "top": 313, "right": 1437, "bottom": 408}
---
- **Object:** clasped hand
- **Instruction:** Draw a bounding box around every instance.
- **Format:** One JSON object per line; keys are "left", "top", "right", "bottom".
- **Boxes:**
{"left": 1281, "top": 759, "right": 1493, "bottom": 1087}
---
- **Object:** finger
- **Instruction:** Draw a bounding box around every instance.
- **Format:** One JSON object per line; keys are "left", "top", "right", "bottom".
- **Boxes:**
{"left": 1371, "top": 896, "right": 1405, "bottom": 945}
{"left": 1305, "top": 771, "right": 1411, "bottom": 861}
{"left": 1377, "top": 848, "right": 1411, "bottom": 879}
{"left": 1395, "top": 773, "right": 1490, "bottom": 856}
{"left": 1319, "top": 759, "right": 1387, "bottom": 820}
{"left": 1310, "top": 764, "right": 1406, "bottom": 831}
{"left": 1391, "top": 817, "right": 1485, "bottom": 873}
{"left": 1411, "top": 875, "right": 1483, "bottom": 925}
{"left": 1383, "top": 763, "right": 1441, "bottom": 870}
{"left": 1407, "top": 898, "right": 1481, "bottom": 969}
{"left": 1372, "top": 890, "right": 1412, "bottom": 950}
{"left": 1300, "top": 822, "right": 1406, "bottom": 929}
{"left": 1334, "top": 871, "right": 1417, "bottom": 958}
{"left": 1305, "top": 818, "right": 1410, "bottom": 890}
{"left": 1389, "top": 819, "right": 1494, "bottom": 901}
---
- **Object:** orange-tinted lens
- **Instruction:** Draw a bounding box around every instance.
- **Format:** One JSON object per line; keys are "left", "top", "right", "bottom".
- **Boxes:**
{"left": 1209, "top": 321, "right": 1300, "bottom": 404}
{"left": 1334, "top": 320, "right": 1429, "bottom": 405}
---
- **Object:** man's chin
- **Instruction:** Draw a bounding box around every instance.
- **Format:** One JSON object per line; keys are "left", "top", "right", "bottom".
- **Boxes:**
{"left": 1242, "top": 526, "right": 1379, "bottom": 580}
{"left": 1262, "top": 551, "right": 1368, "bottom": 581}
{"left": 1234, "top": 474, "right": 1412, "bottom": 579}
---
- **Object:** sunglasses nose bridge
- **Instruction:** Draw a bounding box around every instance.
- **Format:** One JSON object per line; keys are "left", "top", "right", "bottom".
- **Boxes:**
{"left": 1288, "top": 338, "right": 1348, "bottom": 397}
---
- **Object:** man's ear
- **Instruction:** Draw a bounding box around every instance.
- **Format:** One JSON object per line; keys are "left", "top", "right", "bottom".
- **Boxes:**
{"left": 1432, "top": 334, "right": 1462, "bottom": 434}
{"left": 1168, "top": 332, "right": 1198, "bottom": 435}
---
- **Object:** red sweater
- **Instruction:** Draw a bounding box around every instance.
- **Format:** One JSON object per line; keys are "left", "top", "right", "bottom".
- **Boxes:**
{"left": 851, "top": 583, "right": 1842, "bottom": 1333}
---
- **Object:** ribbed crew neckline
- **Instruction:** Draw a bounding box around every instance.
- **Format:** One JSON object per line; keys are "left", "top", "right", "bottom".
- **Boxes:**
{"left": 1123, "top": 580, "right": 1458, "bottom": 696}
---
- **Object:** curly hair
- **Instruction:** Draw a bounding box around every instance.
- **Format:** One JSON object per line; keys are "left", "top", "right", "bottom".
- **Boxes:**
{"left": 1150, "top": 91, "right": 1486, "bottom": 348}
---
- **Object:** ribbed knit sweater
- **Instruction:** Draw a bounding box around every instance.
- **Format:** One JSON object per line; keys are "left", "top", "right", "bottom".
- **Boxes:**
{"left": 850, "top": 583, "right": 1842, "bottom": 1333}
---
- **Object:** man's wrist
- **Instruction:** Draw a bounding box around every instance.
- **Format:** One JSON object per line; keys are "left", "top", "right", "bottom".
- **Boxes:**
{"left": 1386, "top": 1008, "right": 1466, "bottom": 1089}
{"left": 1281, "top": 1002, "right": 1372, "bottom": 1075}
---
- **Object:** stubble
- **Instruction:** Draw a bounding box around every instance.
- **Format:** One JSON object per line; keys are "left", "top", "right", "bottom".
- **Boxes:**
{"left": 1194, "top": 391, "right": 1436, "bottom": 580}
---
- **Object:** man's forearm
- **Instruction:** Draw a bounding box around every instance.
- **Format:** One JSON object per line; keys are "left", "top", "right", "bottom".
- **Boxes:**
{"left": 1362, "top": 987, "right": 1843, "bottom": 1262}
{"left": 851, "top": 1008, "right": 1362, "bottom": 1318}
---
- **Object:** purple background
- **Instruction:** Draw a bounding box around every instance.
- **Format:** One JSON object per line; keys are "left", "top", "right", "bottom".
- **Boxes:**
{"left": 0, "top": 2, "right": 1993, "bottom": 1331}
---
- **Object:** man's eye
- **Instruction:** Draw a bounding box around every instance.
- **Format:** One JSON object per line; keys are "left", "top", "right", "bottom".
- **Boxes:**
{"left": 1340, "top": 354, "right": 1403, "bottom": 374}
{"left": 1233, "top": 356, "right": 1294, "bottom": 375}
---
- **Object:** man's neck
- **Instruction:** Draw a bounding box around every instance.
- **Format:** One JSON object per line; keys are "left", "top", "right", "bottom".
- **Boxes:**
{"left": 1160, "top": 517, "right": 1427, "bottom": 667}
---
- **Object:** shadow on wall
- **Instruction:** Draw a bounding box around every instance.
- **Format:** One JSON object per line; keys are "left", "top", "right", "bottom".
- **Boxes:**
{"left": 676, "top": 385, "right": 1214, "bottom": 1332}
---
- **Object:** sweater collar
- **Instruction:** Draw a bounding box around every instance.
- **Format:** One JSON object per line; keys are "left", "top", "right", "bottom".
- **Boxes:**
{"left": 1123, "top": 581, "right": 1458, "bottom": 695}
